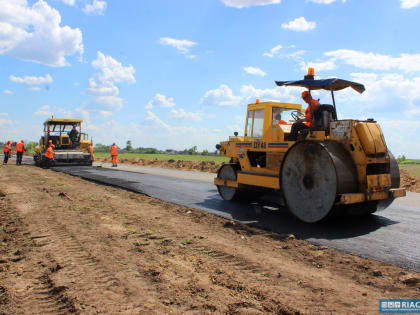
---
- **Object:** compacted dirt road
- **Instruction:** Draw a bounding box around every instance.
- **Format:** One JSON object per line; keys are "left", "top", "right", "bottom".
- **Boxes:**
{"left": 0, "top": 165, "right": 419, "bottom": 314}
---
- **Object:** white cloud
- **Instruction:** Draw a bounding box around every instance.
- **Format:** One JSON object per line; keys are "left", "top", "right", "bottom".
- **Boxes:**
{"left": 94, "top": 95, "right": 124, "bottom": 111}
{"left": 332, "top": 73, "right": 420, "bottom": 120}
{"left": 98, "top": 110, "right": 112, "bottom": 117}
{"left": 170, "top": 108, "right": 202, "bottom": 121}
{"left": 263, "top": 44, "right": 282, "bottom": 57}
{"left": 60, "top": 0, "right": 75, "bottom": 5}
{"left": 201, "top": 84, "right": 243, "bottom": 107}
{"left": 0, "top": 113, "right": 8, "bottom": 117}
{"left": 325, "top": 49, "right": 420, "bottom": 72}
{"left": 28, "top": 86, "right": 41, "bottom": 91}
{"left": 9, "top": 74, "right": 53, "bottom": 85}
{"left": 220, "top": 0, "right": 281, "bottom": 8}
{"left": 86, "top": 51, "right": 136, "bottom": 112}
{"left": 34, "top": 105, "right": 72, "bottom": 117}
{"left": 300, "top": 60, "right": 336, "bottom": 72}
{"left": 158, "top": 37, "right": 197, "bottom": 55}
{"left": 91, "top": 51, "right": 135, "bottom": 84}
{"left": 0, "top": 118, "right": 12, "bottom": 127}
{"left": 146, "top": 94, "right": 175, "bottom": 109}
{"left": 243, "top": 66, "right": 267, "bottom": 76}
{"left": 201, "top": 83, "right": 304, "bottom": 107}
{"left": 0, "top": 0, "right": 83, "bottom": 67}
{"left": 3, "top": 90, "right": 13, "bottom": 95}
{"left": 87, "top": 78, "right": 119, "bottom": 96}
{"left": 83, "top": 0, "right": 107, "bottom": 15}
{"left": 400, "top": 0, "right": 420, "bottom": 8}
{"left": 281, "top": 17, "right": 316, "bottom": 32}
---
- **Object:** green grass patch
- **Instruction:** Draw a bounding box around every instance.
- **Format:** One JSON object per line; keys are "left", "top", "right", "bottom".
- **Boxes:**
{"left": 94, "top": 152, "right": 229, "bottom": 163}
{"left": 398, "top": 159, "right": 420, "bottom": 165}
{"left": 400, "top": 164, "right": 420, "bottom": 177}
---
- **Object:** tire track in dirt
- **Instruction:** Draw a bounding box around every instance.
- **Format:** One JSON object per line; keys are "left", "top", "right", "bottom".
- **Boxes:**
{"left": 0, "top": 187, "right": 77, "bottom": 315}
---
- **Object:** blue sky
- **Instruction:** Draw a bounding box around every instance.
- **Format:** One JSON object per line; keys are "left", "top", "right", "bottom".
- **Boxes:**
{"left": 1, "top": 0, "right": 420, "bottom": 157}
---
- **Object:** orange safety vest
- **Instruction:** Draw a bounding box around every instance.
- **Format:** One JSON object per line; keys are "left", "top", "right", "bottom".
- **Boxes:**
{"left": 16, "top": 142, "right": 25, "bottom": 152}
{"left": 89, "top": 145, "right": 94, "bottom": 154}
{"left": 45, "top": 147, "right": 54, "bottom": 159}
{"left": 305, "top": 99, "right": 320, "bottom": 128}
{"left": 3, "top": 144, "right": 11, "bottom": 153}
{"left": 110, "top": 145, "right": 118, "bottom": 156}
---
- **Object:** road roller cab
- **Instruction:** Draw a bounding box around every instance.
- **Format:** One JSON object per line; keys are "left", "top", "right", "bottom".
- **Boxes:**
{"left": 214, "top": 69, "right": 406, "bottom": 223}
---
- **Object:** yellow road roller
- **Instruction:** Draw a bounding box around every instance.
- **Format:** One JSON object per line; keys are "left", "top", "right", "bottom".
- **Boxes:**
{"left": 214, "top": 69, "right": 406, "bottom": 223}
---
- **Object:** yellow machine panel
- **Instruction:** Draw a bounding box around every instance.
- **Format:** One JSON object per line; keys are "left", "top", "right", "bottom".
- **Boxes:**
{"left": 356, "top": 122, "right": 387, "bottom": 155}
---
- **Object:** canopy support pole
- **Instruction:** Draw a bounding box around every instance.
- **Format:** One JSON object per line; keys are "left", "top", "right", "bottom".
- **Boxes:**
{"left": 331, "top": 89, "right": 337, "bottom": 120}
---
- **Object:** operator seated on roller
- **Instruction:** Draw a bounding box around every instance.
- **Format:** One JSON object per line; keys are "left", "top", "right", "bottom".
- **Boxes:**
{"left": 287, "top": 90, "right": 319, "bottom": 141}
{"left": 68, "top": 125, "right": 79, "bottom": 148}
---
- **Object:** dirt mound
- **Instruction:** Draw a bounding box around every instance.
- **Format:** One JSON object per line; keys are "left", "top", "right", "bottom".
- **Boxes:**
{"left": 97, "top": 157, "right": 223, "bottom": 173}
{"left": 400, "top": 169, "right": 420, "bottom": 193}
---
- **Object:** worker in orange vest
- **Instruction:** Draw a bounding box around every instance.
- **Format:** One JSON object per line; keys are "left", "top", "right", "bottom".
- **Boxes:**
{"left": 287, "top": 91, "right": 320, "bottom": 141}
{"left": 89, "top": 143, "right": 94, "bottom": 162}
{"left": 3, "top": 141, "right": 11, "bottom": 164}
{"left": 48, "top": 139, "right": 55, "bottom": 149}
{"left": 44, "top": 142, "right": 54, "bottom": 167}
{"left": 15, "top": 140, "right": 26, "bottom": 165}
{"left": 110, "top": 143, "right": 118, "bottom": 167}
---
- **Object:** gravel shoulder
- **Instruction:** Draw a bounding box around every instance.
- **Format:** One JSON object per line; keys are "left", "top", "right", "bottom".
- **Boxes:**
{"left": 0, "top": 165, "right": 419, "bottom": 314}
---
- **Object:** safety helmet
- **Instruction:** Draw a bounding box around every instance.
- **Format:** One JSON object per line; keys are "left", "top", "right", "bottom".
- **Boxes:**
{"left": 301, "top": 91, "right": 310, "bottom": 98}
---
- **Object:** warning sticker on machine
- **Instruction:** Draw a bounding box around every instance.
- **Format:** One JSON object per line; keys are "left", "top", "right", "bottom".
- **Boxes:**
{"left": 330, "top": 120, "right": 352, "bottom": 140}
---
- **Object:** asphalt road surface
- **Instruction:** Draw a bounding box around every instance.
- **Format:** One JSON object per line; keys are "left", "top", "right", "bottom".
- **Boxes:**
{"left": 48, "top": 163, "right": 420, "bottom": 272}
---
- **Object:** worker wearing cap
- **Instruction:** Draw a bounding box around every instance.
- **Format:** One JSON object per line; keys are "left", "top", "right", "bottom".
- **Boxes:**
{"left": 110, "top": 143, "right": 118, "bottom": 167}
{"left": 15, "top": 140, "right": 26, "bottom": 165}
{"left": 89, "top": 143, "right": 94, "bottom": 161}
{"left": 45, "top": 142, "right": 55, "bottom": 167}
{"left": 48, "top": 139, "right": 55, "bottom": 149}
{"left": 287, "top": 91, "right": 320, "bottom": 141}
{"left": 3, "top": 141, "right": 11, "bottom": 164}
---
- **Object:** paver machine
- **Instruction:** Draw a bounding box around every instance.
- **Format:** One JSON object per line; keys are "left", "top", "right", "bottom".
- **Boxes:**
{"left": 34, "top": 118, "right": 93, "bottom": 166}
{"left": 214, "top": 69, "right": 406, "bottom": 223}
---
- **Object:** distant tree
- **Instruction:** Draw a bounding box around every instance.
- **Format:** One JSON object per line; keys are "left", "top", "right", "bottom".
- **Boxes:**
{"left": 94, "top": 143, "right": 112, "bottom": 152}
{"left": 187, "top": 146, "right": 198, "bottom": 155}
{"left": 397, "top": 154, "right": 406, "bottom": 163}
{"left": 126, "top": 140, "right": 133, "bottom": 152}
{"left": 201, "top": 149, "right": 209, "bottom": 156}
{"left": 26, "top": 141, "right": 38, "bottom": 153}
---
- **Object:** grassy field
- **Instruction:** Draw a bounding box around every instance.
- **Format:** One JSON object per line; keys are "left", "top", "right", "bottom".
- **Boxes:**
{"left": 95, "top": 152, "right": 229, "bottom": 163}
{"left": 400, "top": 164, "right": 420, "bottom": 177}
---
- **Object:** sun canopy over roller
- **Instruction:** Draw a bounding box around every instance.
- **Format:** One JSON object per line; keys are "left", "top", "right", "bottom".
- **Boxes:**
{"left": 274, "top": 78, "right": 365, "bottom": 94}
{"left": 274, "top": 68, "right": 365, "bottom": 118}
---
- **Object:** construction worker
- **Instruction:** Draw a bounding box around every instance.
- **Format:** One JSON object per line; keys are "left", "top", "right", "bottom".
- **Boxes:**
{"left": 287, "top": 91, "right": 320, "bottom": 141}
{"left": 110, "top": 143, "right": 118, "bottom": 167}
{"left": 15, "top": 140, "right": 26, "bottom": 165}
{"left": 48, "top": 139, "right": 55, "bottom": 149}
{"left": 3, "top": 141, "right": 11, "bottom": 164}
{"left": 68, "top": 125, "right": 79, "bottom": 148}
{"left": 45, "top": 142, "right": 55, "bottom": 167}
{"left": 89, "top": 143, "right": 94, "bottom": 161}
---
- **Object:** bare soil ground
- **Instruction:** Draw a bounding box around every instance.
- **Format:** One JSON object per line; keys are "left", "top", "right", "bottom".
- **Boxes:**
{"left": 96, "top": 157, "right": 420, "bottom": 193}
{"left": 0, "top": 165, "right": 419, "bottom": 314}
{"left": 400, "top": 169, "right": 420, "bottom": 193}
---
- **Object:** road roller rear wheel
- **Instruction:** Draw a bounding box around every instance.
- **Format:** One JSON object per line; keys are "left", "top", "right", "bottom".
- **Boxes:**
{"left": 217, "top": 164, "right": 240, "bottom": 201}
{"left": 281, "top": 141, "right": 358, "bottom": 223}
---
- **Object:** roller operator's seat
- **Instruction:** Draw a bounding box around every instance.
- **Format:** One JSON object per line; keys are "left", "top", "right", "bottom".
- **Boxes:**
{"left": 313, "top": 104, "right": 337, "bottom": 132}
